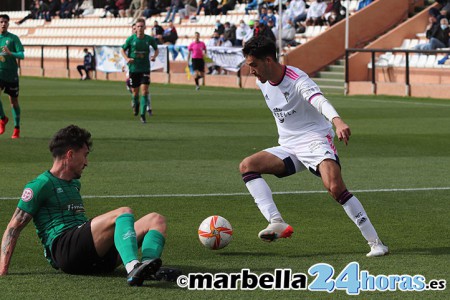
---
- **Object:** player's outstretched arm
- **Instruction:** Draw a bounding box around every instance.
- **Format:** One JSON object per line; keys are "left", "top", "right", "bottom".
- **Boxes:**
{"left": 0, "top": 208, "right": 32, "bottom": 276}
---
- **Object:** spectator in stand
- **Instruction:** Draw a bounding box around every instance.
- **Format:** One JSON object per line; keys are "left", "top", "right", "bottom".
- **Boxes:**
{"left": 179, "top": 0, "right": 197, "bottom": 21}
{"left": 161, "top": 21, "right": 179, "bottom": 44}
{"left": 143, "top": 0, "right": 165, "bottom": 18}
{"left": 162, "top": 0, "right": 184, "bottom": 23}
{"left": 195, "top": 0, "right": 210, "bottom": 16}
{"left": 127, "top": 0, "right": 144, "bottom": 20}
{"left": 215, "top": 19, "right": 225, "bottom": 35}
{"left": 414, "top": 16, "right": 450, "bottom": 50}
{"left": 15, "top": 0, "right": 43, "bottom": 25}
{"left": 206, "top": 30, "right": 222, "bottom": 75}
{"left": 193, "top": 0, "right": 216, "bottom": 16}
{"left": 76, "top": 48, "right": 94, "bottom": 80}
{"left": 101, "top": 0, "right": 119, "bottom": 17}
{"left": 245, "top": 0, "right": 258, "bottom": 15}
{"left": 223, "top": 22, "right": 237, "bottom": 46}
{"left": 251, "top": 19, "right": 276, "bottom": 43}
{"left": 115, "top": 0, "right": 129, "bottom": 17}
{"left": 43, "top": 0, "right": 60, "bottom": 22}
{"left": 72, "top": 0, "right": 86, "bottom": 18}
{"left": 259, "top": 7, "right": 268, "bottom": 25}
{"left": 218, "top": 0, "right": 236, "bottom": 15}
{"left": 356, "top": 0, "right": 373, "bottom": 11}
{"left": 152, "top": 20, "right": 164, "bottom": 42}
{"left": 323, "top": 0, "right": 346, "bottom": 26}
{"left": 59, "top": 0, "right": 75, "bottom": 19}
{"left": 287, "top": 0, "right": 307, "bottom": 29}
{"left": 236, "top": 19, "right": 251, "bottom": 46}
{"left": 305, "top": 0, "right": 327, "bottom": 26}
{"left": 263, "top": 8, "right": 277, "bottom": 26}
{"left": 243, "top": 19, "right": 256, "bottom": 45}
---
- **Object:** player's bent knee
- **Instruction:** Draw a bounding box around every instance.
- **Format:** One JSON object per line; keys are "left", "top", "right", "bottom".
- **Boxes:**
{"left": 239, "top": 157, "right": 255, "bottom": 174}
{"left": 117, "top": 206, "right": 134, "bottom": 216}
{"left": 146, "top": 212, "right": 167, "bottom": 234}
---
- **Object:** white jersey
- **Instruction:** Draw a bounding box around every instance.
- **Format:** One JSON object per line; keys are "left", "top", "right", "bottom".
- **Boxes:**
{"left": 257, "top": 65, "right": 333, "bottom": 147}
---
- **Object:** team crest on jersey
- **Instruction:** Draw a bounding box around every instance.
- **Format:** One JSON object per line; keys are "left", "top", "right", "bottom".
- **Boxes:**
{"left": 273, "top": 108, "right": 285, "bottom": 123}
{"left": 264, "top": 94, "right": 270, "bottom": 101}
{"left": 21, "top": 188, "right": 34, "bottom": 202}
{"left": 283, "top": 92, "right": 290, "bottom": 102}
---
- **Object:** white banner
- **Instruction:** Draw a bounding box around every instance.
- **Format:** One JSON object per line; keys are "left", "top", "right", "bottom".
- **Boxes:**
{"left": 206, "top": 47, "right": 245, "bottom": 72}
{"left": 94, "top": 45, "right": 168, "bottom": 73}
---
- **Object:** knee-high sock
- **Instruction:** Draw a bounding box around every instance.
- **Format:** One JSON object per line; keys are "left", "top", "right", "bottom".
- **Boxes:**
{"left": 140, "top": 95, "right": 147, "bottom": 116}
{"left": 12, "top": 105, "right": 20, "bottom": 128}
{"left": 114, "top": 213, "right": 138, "bottom": 265}
{"left": 342, "top": 196, "right": 379, "bottom": 243}
{"left": 0, "top": 99, "right": 5, "bottom": 119}
{"left": 141, "top": 229, "right": 165, "bottom": 261}
{"left": 132, "top": 95, "right": 139, "bottom": 108}
{"left": 243, "top": 173, "right": 283, "bottom": 223}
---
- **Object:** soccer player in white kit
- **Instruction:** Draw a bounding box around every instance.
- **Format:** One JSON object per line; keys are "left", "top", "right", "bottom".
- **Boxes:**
{"left": 240, "top": 36, "right": 388, "bottom": 257}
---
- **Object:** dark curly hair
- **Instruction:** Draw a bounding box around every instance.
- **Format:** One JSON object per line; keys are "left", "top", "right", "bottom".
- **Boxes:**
{"left": 242, "top": 35, "right": 277, "bottom": 61}
{"left": 49, "top": 125, "right": 92, "bottom": 158}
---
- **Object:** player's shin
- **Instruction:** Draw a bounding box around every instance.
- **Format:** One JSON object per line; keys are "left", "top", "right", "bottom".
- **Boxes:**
{"left": 140, "top": 96, "right": 147, "bottom": 116}
{"left": 142, "top": 230, "right": 165, "bottom": 261}
{"left": 12, "top": 105, "right": 20, "bottom": 128}
{"left": 340, "top": 193, "right": 379, "bottom": 243}
{"left": 114, "top": 213, "right": 139, "bottom": 272}
{"left": 242, "top": 172, "right": 283, "bottom": 223}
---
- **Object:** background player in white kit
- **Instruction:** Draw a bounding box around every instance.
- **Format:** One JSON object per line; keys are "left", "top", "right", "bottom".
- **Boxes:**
{"left": 240, "top": 36, "right": 388, "bottom": 257}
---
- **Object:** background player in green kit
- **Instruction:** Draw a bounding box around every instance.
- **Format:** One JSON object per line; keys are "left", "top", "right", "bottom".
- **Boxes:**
{"left": 121, "top": 18, "right": 158, "bottom": 124}
{"left": 0, "top": 14, "right": 24, "bottom": 139}
{"left": 0, "top": 125, "right": 168, "bottom": 286}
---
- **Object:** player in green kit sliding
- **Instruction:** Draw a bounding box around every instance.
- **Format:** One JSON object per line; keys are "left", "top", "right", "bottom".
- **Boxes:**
{"left": 121, "top": 18, "right": 158, "bottom": 124}
{"left": 0, "top": 125, "right": 176, "bottom": 286}
{"left": 0, "top": 14, "right": 24, "bottom": 139}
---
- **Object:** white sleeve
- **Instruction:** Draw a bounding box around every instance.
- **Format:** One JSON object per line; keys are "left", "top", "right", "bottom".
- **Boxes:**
{"left": 309, "top": 94, "right": 340, "bottom": 122}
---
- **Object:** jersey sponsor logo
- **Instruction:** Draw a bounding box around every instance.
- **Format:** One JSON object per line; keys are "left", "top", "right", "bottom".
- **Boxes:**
{"left": 21, "top": 188, "right": 34, "bottom": 202}
{"left": 67, "top": 203, "right": 85, "bottom": 213}
{"left": 273, "top": 108, "right": 297, "bottom": 123}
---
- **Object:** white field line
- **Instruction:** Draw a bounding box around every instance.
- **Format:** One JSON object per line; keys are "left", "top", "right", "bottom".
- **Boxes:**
{"left": 1, "top": 187, "right": 450, "bottom": 201}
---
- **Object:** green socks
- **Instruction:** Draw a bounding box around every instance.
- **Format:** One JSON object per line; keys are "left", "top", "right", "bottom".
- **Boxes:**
{"left": 12, "top": 105, "right": 20, "bottom": 128}
{"left": 142, "top": 229, "right": 165, "bottom": 262}
{"left": 140, "top": 95, "right": 148, "bottom": 116}
{"left": 114, "top": 213, "right": 138, "bottom": 265}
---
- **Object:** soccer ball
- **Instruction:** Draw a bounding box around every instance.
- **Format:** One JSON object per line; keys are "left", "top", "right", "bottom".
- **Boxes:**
{"left": 198, "top": 215, "right": 233, "bottom": 250}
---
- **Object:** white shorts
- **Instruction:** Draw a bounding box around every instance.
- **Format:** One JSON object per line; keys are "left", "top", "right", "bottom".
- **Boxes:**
{"left": 264, "top": 132, "right": 339, "bottom": 177}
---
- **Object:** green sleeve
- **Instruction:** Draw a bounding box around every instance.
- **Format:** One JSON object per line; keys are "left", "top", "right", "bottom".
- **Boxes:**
{"left": 17, "top": 179, "right": 49, "bottom": 216}
{"left": 12, "top": 51, "right": 24, "bottom": 59}
{"left": 122, "top": 36, "right": 131, "bottom": 50}
{"left": 150, "top": 37, "right": 158, "bottom": 51}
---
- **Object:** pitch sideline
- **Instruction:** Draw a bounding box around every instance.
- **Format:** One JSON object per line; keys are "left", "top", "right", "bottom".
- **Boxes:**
{"left": 1, "top": 187, "right": 449, "bottom": 201}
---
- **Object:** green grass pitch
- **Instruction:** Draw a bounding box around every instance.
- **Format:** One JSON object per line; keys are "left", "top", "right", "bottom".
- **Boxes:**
{"left": 0, "top": 77, "right": 449, "bottom": 299}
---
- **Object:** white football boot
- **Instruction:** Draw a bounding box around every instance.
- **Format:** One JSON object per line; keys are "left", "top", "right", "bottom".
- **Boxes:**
{"left": 367, "top": 239, "right": 389, "bottom": 257}
{"left": 258, "top": 221, "right": 294, "bottom": 242}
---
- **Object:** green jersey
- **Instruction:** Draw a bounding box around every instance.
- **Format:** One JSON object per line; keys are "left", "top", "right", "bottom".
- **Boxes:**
{"left": 0, "top": 31, "right": 24, "bottom": 82}
{"left": 17, "top": 171, "right": 88, "bottom": 266}
{"left": 122, "top": 34, "right": 158, "bottom": 73}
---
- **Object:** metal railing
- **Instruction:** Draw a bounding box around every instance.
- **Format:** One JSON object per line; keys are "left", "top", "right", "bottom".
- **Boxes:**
{"left": 345, "top": 48, "right": 450, "bottom": 96}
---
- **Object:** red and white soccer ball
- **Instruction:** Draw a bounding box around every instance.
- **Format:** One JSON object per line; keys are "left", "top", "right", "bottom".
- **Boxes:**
{"left": 198, "top": 215, "right": 233, "bottom": 250}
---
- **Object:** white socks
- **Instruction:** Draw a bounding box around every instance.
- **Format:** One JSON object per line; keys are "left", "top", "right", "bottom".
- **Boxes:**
{"left": 246, "top": 178, "right": 283, "bottom": 222}
{"left": 125, "top": 259, "right": 140, "bottom": 274}
{"left": 343, "top": 196, "right": 379, "bottom": 243}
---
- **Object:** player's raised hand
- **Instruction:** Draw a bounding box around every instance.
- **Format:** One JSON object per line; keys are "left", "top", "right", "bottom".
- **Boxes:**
{"left": 333, "top": 117, "right": 351, "bottom": 145}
